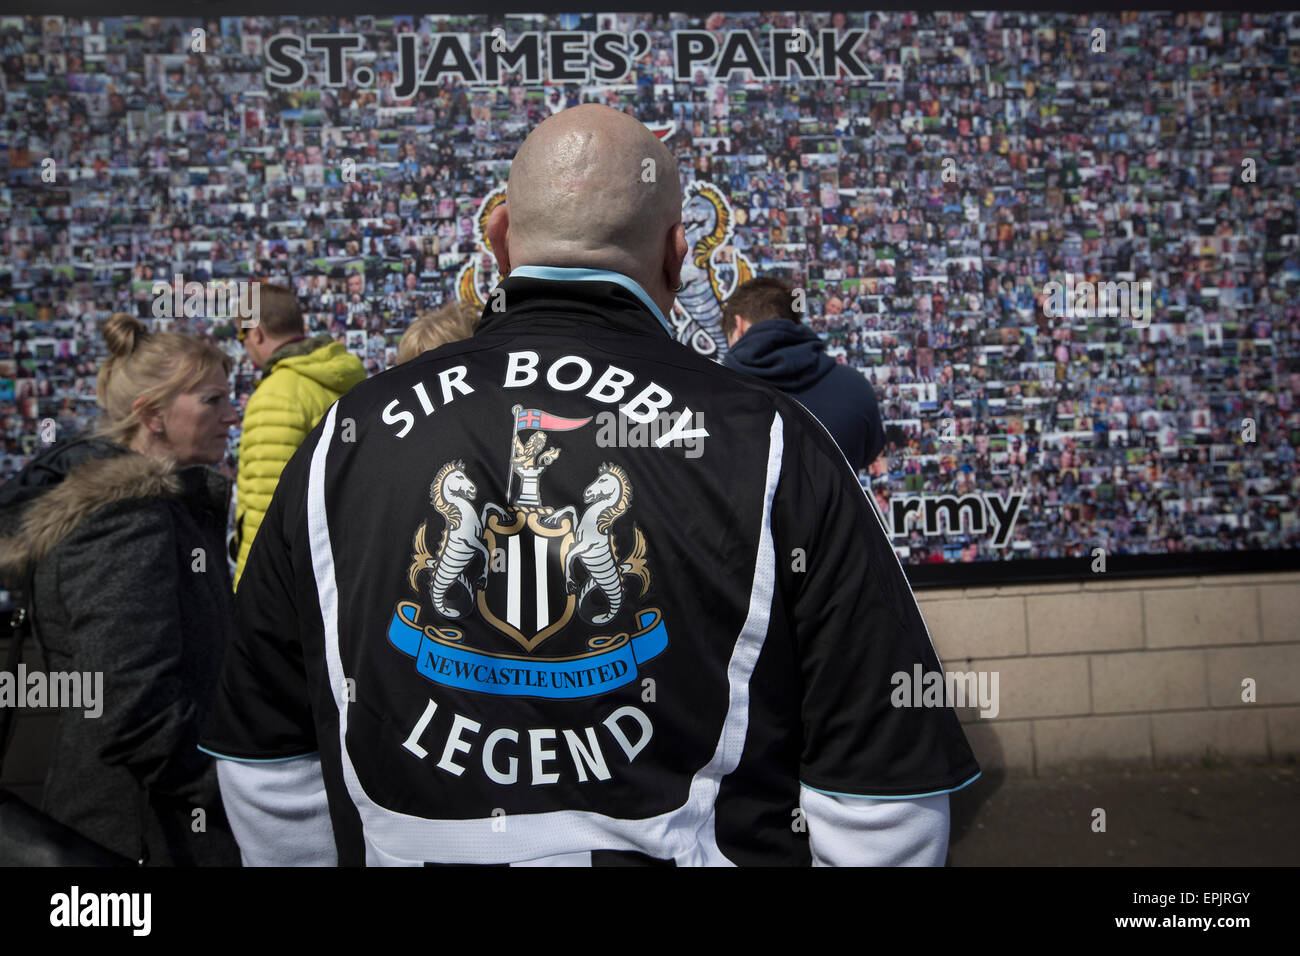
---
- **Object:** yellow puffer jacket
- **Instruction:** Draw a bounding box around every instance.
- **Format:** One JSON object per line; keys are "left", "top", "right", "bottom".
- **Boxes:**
{"left": 234, "top": 335, "right": 366, "bottom": 590}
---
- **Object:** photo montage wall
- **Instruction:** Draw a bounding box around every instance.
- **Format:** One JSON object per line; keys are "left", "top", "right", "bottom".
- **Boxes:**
{"left": 1, "top": 9, "right": 1297, "bottom": 584}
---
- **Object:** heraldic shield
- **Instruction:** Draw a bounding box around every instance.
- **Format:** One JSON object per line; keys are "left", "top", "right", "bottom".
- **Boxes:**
{"left": 477, "top": 506, "right": 576, "bottom": 653}
{"left": 393, "top": 407, "right": 665, "bottom": 701}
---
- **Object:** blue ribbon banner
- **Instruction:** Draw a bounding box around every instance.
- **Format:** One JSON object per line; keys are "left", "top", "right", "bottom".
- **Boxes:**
{"left": 387, "top": 602, "right": 668, "bottom": 699}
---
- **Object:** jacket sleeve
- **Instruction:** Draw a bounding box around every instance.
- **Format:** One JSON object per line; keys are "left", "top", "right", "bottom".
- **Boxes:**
{"left": 234, "top": 376, "right": 311, "bottom": 591}
{"left": 216, "top": 755, "right": 336, "bottom": 866}
{"left": 769, "top": 401, "right": 980, "bottom": 799}
{"left": 54, "top": 499, "right": 219, "bottom": 807}
{"left": 204, "top": 452, "right": 318, "bottom": 761}
{"left": 801, "top": 788, "right": 950, "bottom": 866}
{"left": 202, "top": 443, "right": 329, "bottom": 863}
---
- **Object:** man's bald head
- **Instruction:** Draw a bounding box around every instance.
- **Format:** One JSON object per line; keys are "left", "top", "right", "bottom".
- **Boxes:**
{"left": 486, "top": 105, "right": 688, "bottom": 318}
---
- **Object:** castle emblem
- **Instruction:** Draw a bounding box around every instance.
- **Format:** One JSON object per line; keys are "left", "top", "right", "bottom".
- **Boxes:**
{"left": 388, "top": 406, "right": 666, "bottom": 698}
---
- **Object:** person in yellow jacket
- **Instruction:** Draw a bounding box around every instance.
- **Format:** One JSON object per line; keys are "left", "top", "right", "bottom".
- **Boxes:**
{"left": 233, "top": 284, "right": 365, "bottom": 589}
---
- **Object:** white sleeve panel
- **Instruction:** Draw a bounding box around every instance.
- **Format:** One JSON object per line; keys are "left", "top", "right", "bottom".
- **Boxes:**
{"left": 216, "top": 754, "right": 338, "bottom": 866}
{"left": 800, "top": 787, "right": 950, "bottom": 867}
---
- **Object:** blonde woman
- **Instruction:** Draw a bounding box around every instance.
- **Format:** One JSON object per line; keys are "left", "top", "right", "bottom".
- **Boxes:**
{"left": 395, "top": 299, "right": 481, "bottom": 364}
{"left": 0, "top": 313, "right": 242, "bottom": 866}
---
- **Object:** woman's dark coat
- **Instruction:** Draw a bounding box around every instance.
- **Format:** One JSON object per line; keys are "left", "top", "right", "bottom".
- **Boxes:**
{"left": 0, "top": 437, "right": 240, "bottom": 866}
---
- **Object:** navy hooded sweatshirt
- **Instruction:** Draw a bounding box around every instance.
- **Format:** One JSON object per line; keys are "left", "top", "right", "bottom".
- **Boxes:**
{"left": 723, "top": 320, "right": 886, "bottom": 473}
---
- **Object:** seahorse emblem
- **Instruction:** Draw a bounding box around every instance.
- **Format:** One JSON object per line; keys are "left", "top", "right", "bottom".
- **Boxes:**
{"left": 454, "top": 166, "right": 749, "bottom": 362}
{"left": 454, "top": 185, "right": 507, "bottom": 310}
{"left": 408, "top": 460, "right": 492, "bottom": 619}
{"left": 675, "top": 180, "right": 756, "bottom": 358}
{"left": 542, "top": 463, "right": 650, "bottom": 625}
{"left": 388, "top": 446, "right": 669, "bottom": 700}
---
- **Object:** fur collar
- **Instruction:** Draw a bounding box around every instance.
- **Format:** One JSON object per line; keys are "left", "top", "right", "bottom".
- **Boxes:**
{"left": 0, "top": 452, "right": 183, "bottom": 578}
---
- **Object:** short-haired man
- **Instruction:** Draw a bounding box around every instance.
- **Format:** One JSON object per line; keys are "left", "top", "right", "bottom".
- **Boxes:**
{"left": 723, "top": 277, "right": 886, "bottom": 473}
{"left": 202, "top": 107, "right": 978, "bottom": 866}
{"left": 346, "top": 270, "right": 364, "bottom": 299}
{"left": 232, "top": 283, "right": 365, "bottom": 590}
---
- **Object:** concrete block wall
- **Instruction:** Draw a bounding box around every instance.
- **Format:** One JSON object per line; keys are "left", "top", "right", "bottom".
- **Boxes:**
{"left": 916, "top": 571, "right": 1300, "bottom": 776}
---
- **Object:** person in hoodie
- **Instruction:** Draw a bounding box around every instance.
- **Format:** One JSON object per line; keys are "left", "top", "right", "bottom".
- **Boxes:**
{"left": 0, "top": 313, "right": 242, "bottom": 866}
{"left": 722, "top": 277, "right": 886, "bottom": 473}
{"left": 232, "top": 283, "right": 365, "bottom": 590}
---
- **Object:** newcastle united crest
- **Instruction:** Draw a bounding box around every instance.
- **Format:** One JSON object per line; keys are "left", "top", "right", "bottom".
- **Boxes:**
{"left": 386, "top": 405, "right": 667, "bottom": 699}
{"left": 455, "top": 120, "right": 754, "bottom": 361}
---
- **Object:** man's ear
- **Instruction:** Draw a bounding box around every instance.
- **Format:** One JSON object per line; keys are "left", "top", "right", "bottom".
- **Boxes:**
{"left": 485, "top": 203, "right": 511, "bottom": 277}
{"left": 664, "top": 221, "right": 688, "bottom": 293}
{"left": 728, "top": 314, "right": 751, "bottom": 346}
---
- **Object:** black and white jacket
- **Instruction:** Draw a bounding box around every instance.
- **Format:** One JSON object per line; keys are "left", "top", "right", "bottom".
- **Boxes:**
{"left": 201, "top": 267, "right": 979, "bottom": 866}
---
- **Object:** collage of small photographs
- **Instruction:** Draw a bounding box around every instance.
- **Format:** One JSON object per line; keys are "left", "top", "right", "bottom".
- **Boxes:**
{"left": 1, "top": 8, "right": 1298, "bottom": 574}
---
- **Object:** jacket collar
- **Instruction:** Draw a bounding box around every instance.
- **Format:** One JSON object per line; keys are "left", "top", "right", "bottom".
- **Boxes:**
{"left": 0, "top": 447, "right": 230, "bottom": 577}
{"left": 474, "top": 266, "right": 675, "bottom": 341}
{"left": 265, "top": 333, "right": 333, "bottom": 375}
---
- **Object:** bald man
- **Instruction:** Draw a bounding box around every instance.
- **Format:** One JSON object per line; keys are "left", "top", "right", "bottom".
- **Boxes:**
{"left": 202, "top": 106, "right": 979, "bottom": 867}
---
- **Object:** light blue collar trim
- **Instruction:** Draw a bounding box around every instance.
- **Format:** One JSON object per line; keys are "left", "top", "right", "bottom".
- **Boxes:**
{"left": 507, "top": 265, "right": 673, "bottom": 337}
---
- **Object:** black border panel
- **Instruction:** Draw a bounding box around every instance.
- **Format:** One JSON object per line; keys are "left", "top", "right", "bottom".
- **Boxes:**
{"left": 8, "top": 1, "right": 1300, "bottom": 15}
{"left": 905, "top": 549, "right": 1300, "bottom": 588}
